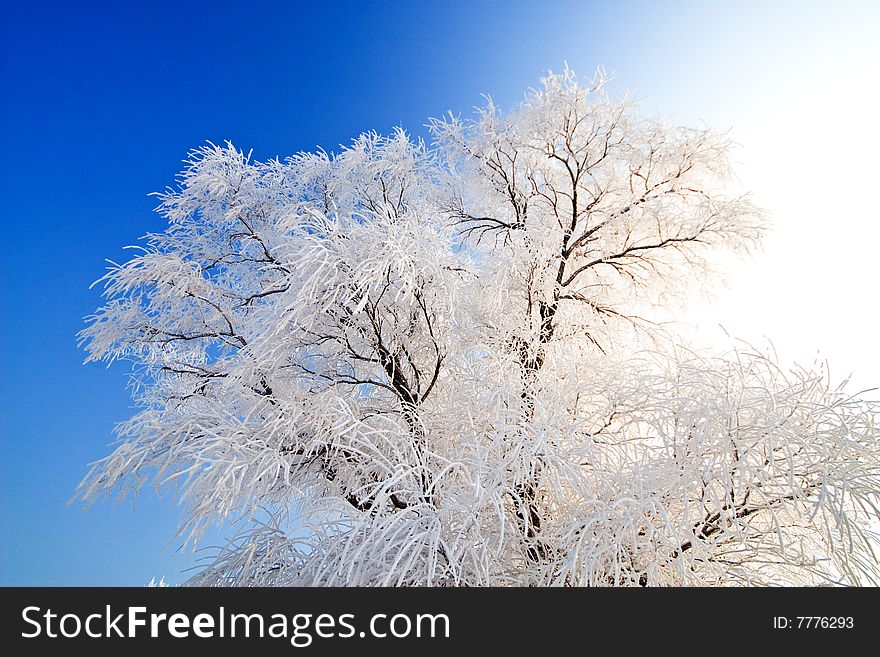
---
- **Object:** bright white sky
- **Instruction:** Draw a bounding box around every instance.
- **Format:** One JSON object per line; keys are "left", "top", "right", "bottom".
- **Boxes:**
{"left": 593, "top": 1, "right": 880, "bottom": 392}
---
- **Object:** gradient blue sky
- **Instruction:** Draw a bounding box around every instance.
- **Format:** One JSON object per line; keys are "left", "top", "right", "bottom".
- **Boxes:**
{"left": 2, "top": 0, "right": 878, "bottom": 585}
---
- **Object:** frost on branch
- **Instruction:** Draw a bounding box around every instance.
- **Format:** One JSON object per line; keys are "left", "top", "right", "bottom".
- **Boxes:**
{"left": 78, "top": 69, "right": 879, "bottom": 586}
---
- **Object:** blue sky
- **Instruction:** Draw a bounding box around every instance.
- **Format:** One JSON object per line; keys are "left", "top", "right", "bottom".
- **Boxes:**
{"left": 2, "top": 0, "right": 878, "bottom": 585}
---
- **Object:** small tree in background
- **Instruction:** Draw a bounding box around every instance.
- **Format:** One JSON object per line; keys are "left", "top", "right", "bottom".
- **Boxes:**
{"left": 79, "top": 69, "right": 880, "bottom": 586}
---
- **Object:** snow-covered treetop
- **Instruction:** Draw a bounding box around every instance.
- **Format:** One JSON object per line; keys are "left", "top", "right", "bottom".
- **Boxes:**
{"left": 79, "top": 69, "right": 878, "bottom": 586}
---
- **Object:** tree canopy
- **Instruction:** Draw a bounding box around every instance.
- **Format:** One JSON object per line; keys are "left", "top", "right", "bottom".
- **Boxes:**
{"left": 79, "top": 69, "right": 880, "bottom": 586}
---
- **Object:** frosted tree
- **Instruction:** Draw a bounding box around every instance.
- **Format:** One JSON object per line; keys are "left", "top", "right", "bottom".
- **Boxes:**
{"left": 79, "top": 69, "right": 880, "bottom": 586}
